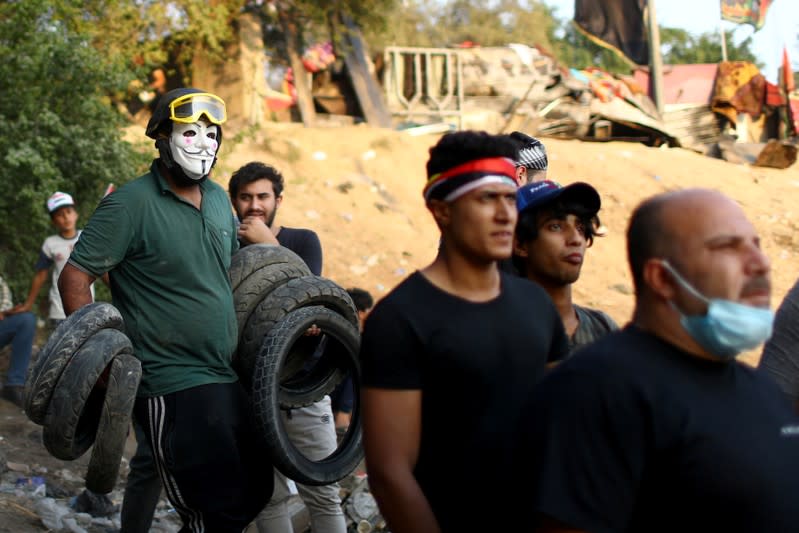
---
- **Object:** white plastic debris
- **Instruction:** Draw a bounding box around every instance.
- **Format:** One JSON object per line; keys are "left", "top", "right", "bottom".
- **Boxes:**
{"left": 35, "top": 497, "right": 70, "bottom": 530}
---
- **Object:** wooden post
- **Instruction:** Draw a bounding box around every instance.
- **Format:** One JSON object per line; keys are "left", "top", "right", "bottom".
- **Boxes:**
{"left": 720, "top": 25, "right": 728, "bottom": 62}
{"left": 646, "top": 0, "right": 664, "bottom": 115}
{"left": 277, "top": 2, "right": 316, "bottom": 127}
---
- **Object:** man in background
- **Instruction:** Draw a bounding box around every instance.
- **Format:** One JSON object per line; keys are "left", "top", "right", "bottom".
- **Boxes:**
{"left": 331, "top": 287, "right": 373, "bottom": 434}
{"left": 513, "top": 180, "right": 617, "bottom": 354}
{"left": 361, "top": 131, "right": 568, "bottom": 532}
{"left": 511, "top": 131, "right": 547, "bottom": 183}
{"left": 517, "top": 189, "right": 799, "bottom": 533}
{"left": 230, "top": 161, "right": 346, "bottom": 533}
{"left": 0, "top": 273, "right": 36, "bottom": 407}
{"left": 14, "top": 192, "right": 95, "bottom": 330}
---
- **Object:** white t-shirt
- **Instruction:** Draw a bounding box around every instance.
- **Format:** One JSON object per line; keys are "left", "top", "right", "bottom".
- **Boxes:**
{"left": 37, "top": 231, "right": 95, "bottom": 319}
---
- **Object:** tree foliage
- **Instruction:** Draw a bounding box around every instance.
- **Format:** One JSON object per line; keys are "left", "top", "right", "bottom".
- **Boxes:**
{"left": 661, "top": 27, "right": 759, "bottom": 66}
{"left": 364, "top": 0, "right": 556, "bottom": 51}
{"left": 0, "top": 0, "right": 147, "bottom": 301}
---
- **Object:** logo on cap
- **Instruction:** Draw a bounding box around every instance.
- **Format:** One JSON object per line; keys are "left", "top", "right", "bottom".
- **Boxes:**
{"left": 47, "top": 192, "right": 75, "bottom": 214}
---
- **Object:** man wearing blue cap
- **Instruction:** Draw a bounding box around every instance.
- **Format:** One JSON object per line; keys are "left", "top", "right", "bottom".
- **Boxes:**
{"left": 513, "top": 180, "right": 618, "bottom": 354}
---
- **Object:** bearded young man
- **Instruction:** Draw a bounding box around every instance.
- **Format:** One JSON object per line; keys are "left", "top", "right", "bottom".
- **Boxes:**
{"left": 360, "top": 131, "right": 568, "bottom": 533}
{"left": 228, "top": 161, "right": 347, "bottom": 533}
{"left": 59, "top": 88, "right": 272, "bottom": 532}
{"left": 228, "top": 161, "right": 322, "bottom": 272}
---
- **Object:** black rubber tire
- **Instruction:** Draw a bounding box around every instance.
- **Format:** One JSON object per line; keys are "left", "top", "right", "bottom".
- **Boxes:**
{"left": 233, "top": 261, "right": 310, "bottom": 346}
{"left": 238, "top": 276, "right": 358, "bottom": 385}
{"left": 42, "top": 329, "right": 133, "bottom": 461}
{"left": 228, "top": 244, "right": 308, "bottom": 293}
{"left": 252, "top": 306, "right": 363, "bottom": 485}
{"left": 85, "top": 353, "right": 142, "bottom": 494}
{"left": 25, "top": 303, "right": 124, "bottom": 425}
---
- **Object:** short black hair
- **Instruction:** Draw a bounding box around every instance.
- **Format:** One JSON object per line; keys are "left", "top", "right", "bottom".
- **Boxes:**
{"left": 229, "top": 162, "right": 284, "bottom": 200}
{"left": 513, "top": 199, "right": 601, "bottom": 274}
{"left": 426, "top": 131, "right": 519, "bottom": 177}
{"left": 626, "top": 193, "right": 674, "bottom": 293}
{"left": 347, "top": 288, "right": 374, "bottom": 312}
{"left": 516, "top": 199, "right": 599, "bottom": 245}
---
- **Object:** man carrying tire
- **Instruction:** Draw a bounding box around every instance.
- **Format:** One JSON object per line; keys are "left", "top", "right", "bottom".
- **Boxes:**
{"left": 360, "top": 131, "right": 569, "bottom": 532}
{"left": 58, "top": 88, "right": 272, "bottom": 532}
{"left": 229, "top": 161, "right": 347, "bottom": 533}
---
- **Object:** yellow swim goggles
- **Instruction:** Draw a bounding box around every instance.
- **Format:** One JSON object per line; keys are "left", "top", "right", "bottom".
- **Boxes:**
{"left": 169, "top": 92, "right": 227, "bottom": 125}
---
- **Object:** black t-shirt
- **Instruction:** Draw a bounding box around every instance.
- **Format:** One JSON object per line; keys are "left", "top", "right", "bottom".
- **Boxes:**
{"left": 518, "top": 325, "right": 799, "bottom": 533}
{"left": 276, "top": 227, "right": 322, "bottom": 276}
{"left": 760, "top": 277, "right": 799, "bottom": 402}
{"left": 361, "top": 270, "right": 568, "bottom": 531}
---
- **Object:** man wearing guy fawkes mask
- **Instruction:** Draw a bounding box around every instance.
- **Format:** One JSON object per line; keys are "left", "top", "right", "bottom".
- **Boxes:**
{"left": 146, "top": 88, "right": 224, "bottom": 186}
{"left": 60, "top": 88, "right": 274, "bottom": 532}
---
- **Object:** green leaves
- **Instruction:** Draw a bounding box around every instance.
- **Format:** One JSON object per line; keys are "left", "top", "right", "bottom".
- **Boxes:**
{"left": 0, "top": 0, "right": 145, "bottom": 300}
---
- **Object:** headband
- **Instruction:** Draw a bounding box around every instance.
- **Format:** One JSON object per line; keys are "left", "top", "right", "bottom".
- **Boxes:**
{"left": 423, "top": 157, "right": 518, "bottom": 202}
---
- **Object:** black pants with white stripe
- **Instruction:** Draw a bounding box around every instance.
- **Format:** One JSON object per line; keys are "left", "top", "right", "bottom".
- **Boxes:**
{"left": 134, "top": 381, "right": 273, "bottom": 532}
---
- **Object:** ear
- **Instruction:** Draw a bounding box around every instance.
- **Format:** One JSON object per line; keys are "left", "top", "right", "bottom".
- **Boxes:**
{"left": 275, "top": 194, "right": 283, "bottom": 209}
{"left": 642, "top": 259, "right": 677, "bottom": 301}
{"left": 427, "top": 199, "right": 451, "bottom": 228}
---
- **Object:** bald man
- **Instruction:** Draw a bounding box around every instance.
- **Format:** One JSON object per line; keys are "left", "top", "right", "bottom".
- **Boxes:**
{"left": 515, "top": 189, "right": 799, "bottom": 533}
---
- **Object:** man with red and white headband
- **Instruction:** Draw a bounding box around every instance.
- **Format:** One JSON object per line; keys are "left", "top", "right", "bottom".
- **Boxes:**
{"left": 360, "top": 131, "right": 568, "bottom": 533}
{"left": 59, "top": 88, "right": 272, "bottom": 531}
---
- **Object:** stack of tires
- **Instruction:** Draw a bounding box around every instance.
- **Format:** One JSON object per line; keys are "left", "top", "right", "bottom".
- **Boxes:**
{"left": 24, "top": 303, "right": 141, "bottom": 494}
{"left": 230, "top": 244, "right": 363, "bottom": 485}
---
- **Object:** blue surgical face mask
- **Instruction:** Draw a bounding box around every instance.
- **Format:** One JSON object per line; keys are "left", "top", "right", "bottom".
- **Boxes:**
{"left": 661, "top": 261, "right": 774, "bottom": 361}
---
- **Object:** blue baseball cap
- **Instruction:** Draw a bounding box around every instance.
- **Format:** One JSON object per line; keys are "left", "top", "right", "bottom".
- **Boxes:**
{"left": 516, "top": 180, "right": 600, "bottom": 215}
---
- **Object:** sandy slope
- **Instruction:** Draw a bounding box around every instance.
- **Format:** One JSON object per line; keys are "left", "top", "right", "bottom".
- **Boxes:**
{"left": 214, "top": 123, "right": 799, "bottom": 366}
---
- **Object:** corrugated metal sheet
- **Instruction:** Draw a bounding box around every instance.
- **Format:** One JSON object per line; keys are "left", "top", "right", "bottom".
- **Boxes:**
{"left": 662, "top": 103, "right": 721, "bottom": 149}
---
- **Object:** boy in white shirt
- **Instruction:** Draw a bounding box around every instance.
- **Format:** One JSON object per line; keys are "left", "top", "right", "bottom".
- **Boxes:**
{"left": 13, "top": 192, "right": 94, "bottom": 328}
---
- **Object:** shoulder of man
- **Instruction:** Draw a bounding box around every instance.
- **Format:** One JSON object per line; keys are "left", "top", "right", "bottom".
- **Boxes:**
{"left": 99, "top": 171, "right": 154, "bottom": 206}
{"left": 278, "top": 226, "right": 318, "bottom": 240}
{"left": 202, "top": 178, "right": 227, "bottom": 196}
{"left": 369, "top": 272, "right": 424, "bottom": 314}
{"left": 575, "top": 305, "right": 619, "bottom": 333}
{"left": 502, "top": 272, "right": 555, "bottom": 304}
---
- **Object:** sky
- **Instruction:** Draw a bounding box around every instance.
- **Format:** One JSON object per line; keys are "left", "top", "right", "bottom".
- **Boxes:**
{"left": 540, "top": 0, "right": 799, "bottom": 83}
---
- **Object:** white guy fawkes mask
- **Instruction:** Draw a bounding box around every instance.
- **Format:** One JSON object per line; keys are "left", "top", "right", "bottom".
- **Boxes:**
{"left": 169, "top": 120, "right": 220, "bottom": 180}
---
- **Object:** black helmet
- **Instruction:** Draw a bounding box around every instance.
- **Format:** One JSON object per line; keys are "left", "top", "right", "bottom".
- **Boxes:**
{"left": 145, "top": 87, "right": 227, "bottom": 139}
{"left": 147, "top": 87, "right": 227, "bottom": 182}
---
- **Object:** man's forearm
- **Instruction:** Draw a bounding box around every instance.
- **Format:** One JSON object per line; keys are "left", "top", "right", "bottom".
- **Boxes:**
{"left": 58, "top": 263, "right": 96, "bottom": 316}
{"left": 368, "top": 469, "right": 441, "bottom": 533}
{"left": 23, "top": 270, "right": 48, "bottom": 309}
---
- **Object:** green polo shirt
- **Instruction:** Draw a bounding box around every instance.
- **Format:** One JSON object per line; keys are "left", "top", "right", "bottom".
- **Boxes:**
{"left": 69, "top": 161, "right": 240, "bottom": 397}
